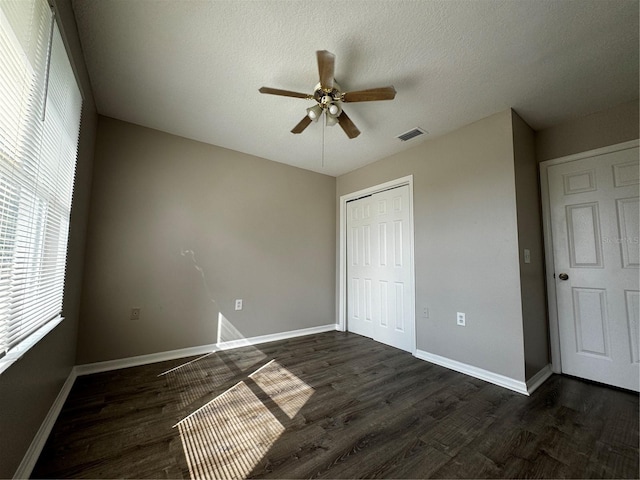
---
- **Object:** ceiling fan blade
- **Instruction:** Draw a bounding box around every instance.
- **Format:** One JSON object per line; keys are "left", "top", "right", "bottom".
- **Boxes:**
{"left": 259, "top": 86, "right": 311, "bottom": 99}
{"left": 291, "top": 115, "right": 313, "bottom": 134}
{"left": 337, "top": 110, "right": 361, "bottom": 139}
{"left": 342, "top": 86, "right": 397, "bottom": 102}
{"left": 316, "top": 50, "right": 335, "bottom": 91}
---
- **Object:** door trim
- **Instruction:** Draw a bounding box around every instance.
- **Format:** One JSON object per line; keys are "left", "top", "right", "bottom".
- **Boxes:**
{"left": 539, "top": 139, "right": 639, "bottom": 374}
{"left": 338, "top": 175, "right": 416, "bottom": 354}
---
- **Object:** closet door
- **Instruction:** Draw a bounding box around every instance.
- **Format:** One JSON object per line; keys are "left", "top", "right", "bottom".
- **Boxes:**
{"left": 347, "top": 185, "right": 414, "bottom": 353}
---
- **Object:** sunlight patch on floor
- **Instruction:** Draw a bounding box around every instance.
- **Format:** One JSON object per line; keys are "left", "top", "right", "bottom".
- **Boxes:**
{"left": 176, "top": 381, "right": 284, "bottom": 479}
{"left": 164, "top": 358, "right": 236, "bottom": 407}
{"left": 249, "top": 359, "right": 315, "bottom": 419}
{"left": 175, "top": 360, "right": 315, "bottom": 479}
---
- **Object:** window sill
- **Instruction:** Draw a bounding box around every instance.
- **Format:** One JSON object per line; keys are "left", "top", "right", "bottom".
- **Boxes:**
{"left": 0, "top": 316, "right": 64, "bottom": 376}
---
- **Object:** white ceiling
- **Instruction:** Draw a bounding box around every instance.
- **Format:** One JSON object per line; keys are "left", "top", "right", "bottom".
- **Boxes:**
{"left": 71, "top": 0, "right": 639, "bottom": 177}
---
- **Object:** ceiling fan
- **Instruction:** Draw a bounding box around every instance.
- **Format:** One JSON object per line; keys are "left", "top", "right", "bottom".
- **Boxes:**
{"left": 259, "top": 50, "right": 396, "bottom": 139}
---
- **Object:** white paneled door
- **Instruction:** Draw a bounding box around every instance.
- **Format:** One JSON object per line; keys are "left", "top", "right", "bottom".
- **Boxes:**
{"left": 346, "top": 185, "right": 414, "bottom": 353}
{"left": 548, "top": 146, "right": 639, "bottom": 391}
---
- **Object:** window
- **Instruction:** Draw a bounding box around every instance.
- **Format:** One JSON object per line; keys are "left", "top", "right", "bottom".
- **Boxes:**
{"left": 0, "top": 0, "right": 82, "bottom": 373}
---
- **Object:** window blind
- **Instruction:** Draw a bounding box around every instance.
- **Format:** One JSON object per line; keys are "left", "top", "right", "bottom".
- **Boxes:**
{"left": 0, "top": 0, "right": 82, "bottom": 364}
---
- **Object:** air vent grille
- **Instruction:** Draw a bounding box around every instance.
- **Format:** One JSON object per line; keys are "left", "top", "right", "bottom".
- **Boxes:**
{"left": 396, "top": 127, "right": 427, "bottom": 142}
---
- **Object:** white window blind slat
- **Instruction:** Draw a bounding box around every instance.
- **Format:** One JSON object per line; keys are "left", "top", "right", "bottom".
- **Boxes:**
{"left": 0, "top": 0, "right": 82, "bottom": 364}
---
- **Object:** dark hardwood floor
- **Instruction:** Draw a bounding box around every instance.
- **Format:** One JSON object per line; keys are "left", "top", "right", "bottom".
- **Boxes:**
{"left": 32, "top": 331, "right": 639, "bottom": 479}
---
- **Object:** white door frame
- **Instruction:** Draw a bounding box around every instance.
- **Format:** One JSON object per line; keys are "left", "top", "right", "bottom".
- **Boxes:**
{"left": 337, "top": 175, "right": 417, "bottom": 353}
{"left": 539, "top": 139, "right": 639, "bottom": 374}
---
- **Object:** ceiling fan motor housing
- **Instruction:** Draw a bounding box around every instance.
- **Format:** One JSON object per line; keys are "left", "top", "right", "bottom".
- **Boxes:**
{"left": 313, "top": 82, "right": 341, "bottom": 108}
{"left": 311, "top": 82, "right": 343, "bottom": 124}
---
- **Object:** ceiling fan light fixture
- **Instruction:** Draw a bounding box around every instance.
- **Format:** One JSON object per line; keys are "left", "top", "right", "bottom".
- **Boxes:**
{"left": 328, "top": 102, "right": 341, "bottom": 116}
{"left": 306, "top": 104, "right": 323, "bottom": 122}
{"left": 326, "top": 113, "right": 339, "bottom": 127}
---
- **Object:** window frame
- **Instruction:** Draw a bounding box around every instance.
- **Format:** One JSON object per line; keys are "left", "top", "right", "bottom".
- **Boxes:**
{"left": 0, "top": 0, "right": 83, "bottom": 375}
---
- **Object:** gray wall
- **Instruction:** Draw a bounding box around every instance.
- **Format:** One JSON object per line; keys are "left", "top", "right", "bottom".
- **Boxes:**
{"left": 536, "top": 99, "right": 639, "bottom": 162}
{"left": 0, "top": 0, "right": 97, "bottom": 477}
{"left": 512, "top": 111, "right": 549, "bottom": 380}
{"left": 76, "top": 117, "right": 336, "bottom": 364}
{"left": 337, "top": 110, "right": 528, "bottom": 382}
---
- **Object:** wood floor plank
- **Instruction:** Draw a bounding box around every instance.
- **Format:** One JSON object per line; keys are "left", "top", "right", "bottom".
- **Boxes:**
{"left": 313, "top": 411, "right": 426, "bottom": 479}
{"left": 32, "top": 331, "right": 639, "bottom": 479}
{"left": 367, "top": 440, "right": 452, "bottom": 479}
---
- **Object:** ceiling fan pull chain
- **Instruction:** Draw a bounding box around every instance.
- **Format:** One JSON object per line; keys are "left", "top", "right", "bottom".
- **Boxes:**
{"left": 322, "top": 115, "right": 325, "bottom": 168}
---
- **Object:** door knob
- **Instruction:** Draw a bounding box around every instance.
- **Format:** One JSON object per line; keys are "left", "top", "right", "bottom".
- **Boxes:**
{"left": 558, "top": 273, "right": 569, "bottom": 281}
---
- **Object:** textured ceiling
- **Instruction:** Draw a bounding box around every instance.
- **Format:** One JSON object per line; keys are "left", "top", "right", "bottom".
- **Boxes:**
{"left": 71, "top": 0, "right": 639, "bottom": 177}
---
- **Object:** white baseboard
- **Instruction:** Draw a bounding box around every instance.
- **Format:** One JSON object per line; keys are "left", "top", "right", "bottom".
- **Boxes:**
{"left": 414, "top": 349, "right": 529, "bottom": 395}
{"left": 215, "top": 323, "right": 337, "bottom": 351}
{"left": 75, "top": 323, "right": 338, "bottom": 376}
{"left": 74, "top": 343, "right": 222, "bottom": 376}
{"left": 13, "top": 367, "right": 78, "bottom": 479}
{"left": 526, "top": 364, "right": 553, "bottom": 394}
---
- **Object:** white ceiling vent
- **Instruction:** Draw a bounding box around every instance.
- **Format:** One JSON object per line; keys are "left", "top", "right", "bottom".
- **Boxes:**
{"left": 396, "top": 127, "right": 427, "bottom": 142}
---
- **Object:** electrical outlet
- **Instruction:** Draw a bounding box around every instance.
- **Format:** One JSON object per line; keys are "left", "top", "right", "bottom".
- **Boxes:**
{"left": 130, "top": 308, "right": 141, "bottom": 321}
{"left": 422, "top": 307, "right": 429, "bottom": 318}
{"left": 456, "top": 312, "right": 465, "bottom": 326}
{"left": 235, "top": 299, "right": 243, "bottom": 311}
